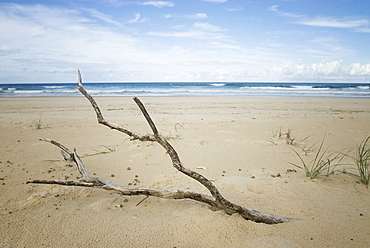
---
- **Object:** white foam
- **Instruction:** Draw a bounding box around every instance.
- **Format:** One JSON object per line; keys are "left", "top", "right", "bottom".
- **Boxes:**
{"left": 357, "top": 86, "right": 370, "bottom": 90}
{"left": 43, "top": 86, "right": 66, "bottom": 89}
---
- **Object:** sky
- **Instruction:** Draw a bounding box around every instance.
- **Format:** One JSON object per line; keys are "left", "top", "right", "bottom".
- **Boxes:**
{"left": 0, "top": 0, "right": 370, "bottom": 83}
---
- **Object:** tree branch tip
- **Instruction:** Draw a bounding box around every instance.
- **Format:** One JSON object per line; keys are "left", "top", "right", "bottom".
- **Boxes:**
{"left": 77, "top": 69, "right": 83, "bottom": 86}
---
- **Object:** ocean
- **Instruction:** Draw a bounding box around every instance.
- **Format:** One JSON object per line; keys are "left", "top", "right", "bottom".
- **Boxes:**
{"left": 0, "top": 82, "right": 369, "bottom": 98}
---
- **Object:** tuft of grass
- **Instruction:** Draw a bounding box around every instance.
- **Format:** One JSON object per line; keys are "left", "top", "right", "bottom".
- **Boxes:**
{"left": 270, "top": 127, "right": 311, "bottom": 148}
{"left": 33, "top": 118, "right": 43, "bottom": 129}
{"left": 284, "top": 129, "right": 295, "bottom": 145}
{"left": 175, "top": 123, "right": 184, "bottom": 132}
{"left": 299, "top": 137, "right": 316, "bottom": 156}
{"left": 163, "top": 133, "right": 180, "bottom": 140}
{"left": 342, "top": 136, "right": 370, "bottom": 188}
{"left": 33, "top": 118, "right": 51, "bottom": 130}
{"left": 289, "top": 135, "right": 345, "bottom": 179}
{"left": 270, "top": 126, "right": 292, "bottom": 145}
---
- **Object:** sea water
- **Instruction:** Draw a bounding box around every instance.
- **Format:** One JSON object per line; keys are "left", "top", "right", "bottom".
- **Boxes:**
{"left": 0, "top": 82, "right": 369, "bottom": 97}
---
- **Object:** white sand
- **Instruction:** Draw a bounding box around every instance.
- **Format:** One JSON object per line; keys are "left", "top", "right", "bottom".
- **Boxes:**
{"left": 0, "top": 96, "right": 369, "bottom": 247}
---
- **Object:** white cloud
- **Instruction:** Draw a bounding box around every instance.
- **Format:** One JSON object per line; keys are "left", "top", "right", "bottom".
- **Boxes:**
{"left": 147, "top": 30, "right": 206, "bottom": 38}
{"left": 148, "top": 22, "right": 226, "bottom": 39}
{"left": 164, "top": 13, "right": 208, "bottom": 19}
{"left": 303, "top": 36, "right": 354, "bottom": 58}
{"left": 354, "top": 27, "right": 370, "bottom": 33}
{"left": 202, "top": 0, "right": 228, "bottom": 3}
{"left": 1, "top": 3, "right": 89, "bottom": 26}
{"left": 188, "top": 13, "right": 208, "bottom": 19}
{"left": 0, "top": 3, "right": 165, "bottom": 82}
{"left": 297, "top": 17, "right": 369, "bottom": 28}
{"left": 226, "top": 6, "right": 243, "bottom": 12}
{"left": 269, "top": 5, "right": 303, "bottom": 18}
{"left": 269, "top": 5, "right": 279, "bottom": 12}
{"left": 272, "top": 60, "right": 370, "bottom": 80}
{"left": 269, "top": 5, "right": 370, "bottom": 31}
{"left": 349, "top": 63, "right": 370, "bottom": 76}
{"left": 193, "top": 22, "right": 226, "bottom": 32}
{"left": 311, "top": 60, "right": 342, "bottom": 75}
{"left": 127, "top": 13, "right": 148, "bottom": 23}
{"left": 84, "top": 8, "right": 123, "bottom": 26}
{"left": 210, "top": 69, "right": 229, "bottom": 80}
{"left": 142, "top": 1, "right": 174, "bottom": 8}
{"left": 210, "top": 42, "right": 243, "bottom": 50}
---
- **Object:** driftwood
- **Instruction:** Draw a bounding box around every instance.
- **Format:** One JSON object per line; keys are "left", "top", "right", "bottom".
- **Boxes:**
{"left": 27, "top": 70, "right": 299, "bottom": 224}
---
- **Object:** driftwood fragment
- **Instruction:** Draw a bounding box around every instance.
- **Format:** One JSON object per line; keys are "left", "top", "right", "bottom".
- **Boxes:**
{"left": 27, "top": 70, "right": 299, "bottom": 224}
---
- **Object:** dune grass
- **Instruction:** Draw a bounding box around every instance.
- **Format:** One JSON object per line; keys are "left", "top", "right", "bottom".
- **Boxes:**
{"left": 290, "top": 135, "right": 345, "bottom": 179}
{"left": 342, "top": 136, "right": 370, "bottom": 188}
{"left": 270, "top": 126, "right": 296, "bottom": 145}
{"left": 33, "top": 118, "right": 50, "bottom": 130}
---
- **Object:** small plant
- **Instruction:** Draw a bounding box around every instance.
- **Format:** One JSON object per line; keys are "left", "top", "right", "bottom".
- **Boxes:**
{"left": 290, "top": 135, "right": 345, "bottom": 179}
{"left": 299, "top": 137, "right": 316, "bottom": 155}
{"left": 163, "top": 132, "right": 180, "bottom": 140}
{"left": 269, "top": 127, "right": 298, "bottom": 146}
{"left": 342, "top": 136, "right": 370, "bottom": 188}
{"left": 175, "top": 122, "right": 184, "bottom": 132}
{"left": 33, "top": 118, "right": 50, "bottom": 130}
{"left": 34, "top": 118, "right": 43, "bottom": 129}
{"left": 270, "top": 126, "right": 285, "bottom": 145}
{"left": 284, "top": 129, "right": 295, "bottom": 145}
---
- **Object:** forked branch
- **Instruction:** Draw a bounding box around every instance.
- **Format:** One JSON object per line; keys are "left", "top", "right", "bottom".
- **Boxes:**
{"left": 27, "top": 70, "right": 299, "bottom": 224}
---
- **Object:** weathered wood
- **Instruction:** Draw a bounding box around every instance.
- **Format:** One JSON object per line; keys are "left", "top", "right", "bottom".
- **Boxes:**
{"left": 28, "top": 70, "right": 300, "bottom": 224}
{"left": 76, "top": 71, "right": 156, "bottom": 142}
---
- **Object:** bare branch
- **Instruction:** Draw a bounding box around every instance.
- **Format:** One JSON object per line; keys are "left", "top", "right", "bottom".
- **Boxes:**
{"left": 28, "top": 70, "right": 300, "bottom": 224}
{"left": 133, "top": 97, "right": 159, "bottom": 135}
{"left": 77, "top": 70, "right": 104, "bottom": 122}
{"left": 40, "top": 138, "right": 70, "bottom": 154}
{"left": 27, "top": 141, "right": 218, "bottom": 208}
{"left": 133, "top": 97, "right": 226, "bottom": 203}
{"left": 40, "top": 138, "right": 89, "bottom": 179}
{"left": 76, "top": 70, "right": 156, "bottom": 142}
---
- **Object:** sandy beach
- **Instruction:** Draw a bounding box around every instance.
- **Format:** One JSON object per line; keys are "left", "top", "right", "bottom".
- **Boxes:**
{"left": 0, "top": 96, "right": 369, "bottom": 247}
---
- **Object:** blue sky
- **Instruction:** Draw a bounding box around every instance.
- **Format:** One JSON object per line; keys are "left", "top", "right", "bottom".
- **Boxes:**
{"left": 0, "top": 0, "right": 369, "bottom": 83}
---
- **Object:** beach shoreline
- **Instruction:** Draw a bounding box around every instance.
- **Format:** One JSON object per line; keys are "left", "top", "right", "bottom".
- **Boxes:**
{"left": 1, "top": 96, "right": 369, "bottom": 247}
